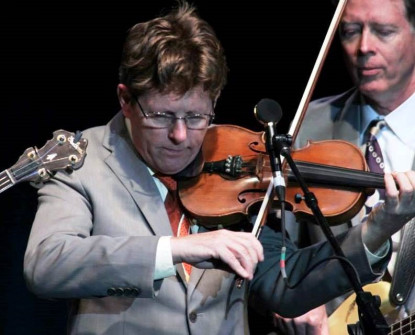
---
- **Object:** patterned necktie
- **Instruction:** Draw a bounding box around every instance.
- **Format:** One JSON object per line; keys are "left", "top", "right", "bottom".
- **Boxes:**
{"left": 364, "top": 119, "right": 386, "bottom": 214}
{"left": 156, "top": 174, "right": 192, "bottom": 280}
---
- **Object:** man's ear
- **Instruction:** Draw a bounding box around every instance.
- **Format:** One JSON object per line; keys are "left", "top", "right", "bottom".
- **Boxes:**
{"left": 117, "top": 84, "right": 134, "bottom": 117}
{"left": 213, "top": 92, "right": 221, "bottom": 108}
{"left": 117, "top": 84, "right": 131, "bottom": 106}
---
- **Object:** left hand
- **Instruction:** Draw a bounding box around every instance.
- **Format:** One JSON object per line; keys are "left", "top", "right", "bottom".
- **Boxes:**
{"left": 363, "top": 171, "right": 415, "bottom": 252}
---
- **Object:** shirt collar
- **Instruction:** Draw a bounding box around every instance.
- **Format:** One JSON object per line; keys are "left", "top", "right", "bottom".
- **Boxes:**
{"left": 360, "top": 92, "right": 415, "bottom": 146}
{"left": 361, "top": 98, "right": 383, "bottom": 143}
{"left": 384, "top": 92, "right": 415, "bottom": 147}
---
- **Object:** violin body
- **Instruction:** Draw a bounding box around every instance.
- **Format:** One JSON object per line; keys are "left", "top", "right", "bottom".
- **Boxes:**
{"left": 285, "top": 139, "right": 371, "bottom": 225}
{"left": 179, "top": 124, "right": 269, "bottom": 226}
{"left": 179, "top": 124, "right": 382, "bottom": 227}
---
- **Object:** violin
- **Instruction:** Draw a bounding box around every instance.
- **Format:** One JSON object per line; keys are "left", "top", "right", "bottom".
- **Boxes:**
{"left": 179, "top": 124, "right": 384, "bottom": 227}
{"left": 179, "top": 1, "right": 354, "bottom": 228}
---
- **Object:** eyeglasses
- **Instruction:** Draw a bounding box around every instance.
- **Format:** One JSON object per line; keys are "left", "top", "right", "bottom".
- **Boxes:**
{"left": 134, "top": 96, "right": 215, "bottom": 130}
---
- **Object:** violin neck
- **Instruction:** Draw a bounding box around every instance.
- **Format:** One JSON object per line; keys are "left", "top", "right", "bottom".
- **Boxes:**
{"left": 286, "top": 160, "right": 385, "bottom": 190}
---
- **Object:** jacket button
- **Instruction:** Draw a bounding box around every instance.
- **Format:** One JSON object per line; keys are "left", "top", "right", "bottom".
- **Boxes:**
{"left": 115, "top": 288, "right": 124, "bottom": 296}
{"left": 189, "top": 311, "right": 197, "bottom": 323}
{"left": 123, "top": 288, "right": 141, "bottom": 297}
{"left": 107, "top": 288, "right": 116, "bottom": 296}
{"left": 131, "top": 288, "right": 141, "bottom": 297}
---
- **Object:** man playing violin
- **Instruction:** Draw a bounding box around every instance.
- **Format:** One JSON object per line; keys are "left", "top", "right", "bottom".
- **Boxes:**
{"left": 294, "top": 0, "right": 415, "bottom": 330}
{"left": 23, "top": 0, "right": 415, "bottom": 334}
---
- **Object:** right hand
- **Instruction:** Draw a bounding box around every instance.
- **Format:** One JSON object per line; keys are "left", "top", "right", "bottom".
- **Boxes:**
{"left": 272, "top": 305, "right": 329, "bottom": 335}
{"left": 170, "top": 229, "right": 264, "bottom": 280}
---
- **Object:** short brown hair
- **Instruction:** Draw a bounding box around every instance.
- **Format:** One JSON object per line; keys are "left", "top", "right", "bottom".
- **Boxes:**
{"left": 119, "top": 0, "right": 228, "bottom": 101}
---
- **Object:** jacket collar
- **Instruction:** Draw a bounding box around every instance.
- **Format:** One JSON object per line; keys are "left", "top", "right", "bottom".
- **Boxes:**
{"left": 102, "top": 111, "right": 173, "bottom": 237}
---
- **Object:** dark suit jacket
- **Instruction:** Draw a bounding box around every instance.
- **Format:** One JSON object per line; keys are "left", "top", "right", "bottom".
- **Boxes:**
{"left": 23, "top": 111, "right": 389, "bottom": 334}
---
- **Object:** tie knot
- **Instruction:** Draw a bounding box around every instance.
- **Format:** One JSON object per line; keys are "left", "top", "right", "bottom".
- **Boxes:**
{"left": 367, "top": 119, "right": 386, "bottom": 138}
{"left": 155, "top": 174, "right": 177, "bottom": 192}
{"left": 365, "top": 119, "right": 385, "bottom": 175}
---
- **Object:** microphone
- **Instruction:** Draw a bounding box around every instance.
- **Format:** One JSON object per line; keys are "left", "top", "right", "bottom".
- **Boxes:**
{"left": 235, "top": 99, "right": 285, "bottom": 290}
{"left": 254, "top": 98, "right": 285, "bottom": 199}
{"left": 254, "top": 99, "right": 289, "bottom": 287}
{"left": 254, "top": 98, "right": 283, "bottom": 125}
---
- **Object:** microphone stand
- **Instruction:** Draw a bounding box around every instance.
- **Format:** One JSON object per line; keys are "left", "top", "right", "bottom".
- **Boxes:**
{"left": 272, "top": 134, "right": 389, "bottom": 335}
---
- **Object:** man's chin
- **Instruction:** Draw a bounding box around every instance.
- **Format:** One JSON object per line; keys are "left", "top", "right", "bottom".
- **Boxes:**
{"left": 156, "top": 160, "right": 192, "bottom": 175}
{"left": 358, "top": 80, "right": 386, "bottom": 98}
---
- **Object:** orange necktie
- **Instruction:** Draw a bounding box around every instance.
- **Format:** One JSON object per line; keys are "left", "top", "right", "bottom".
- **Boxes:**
{"left": 156, "top": 175, "right": 192, "bottom": 280}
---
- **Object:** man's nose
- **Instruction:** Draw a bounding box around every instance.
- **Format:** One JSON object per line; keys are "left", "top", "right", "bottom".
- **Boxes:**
{"left": 168, "top": 119, "right": 187, "bottom": 143}
{"left": 358, "top": 28, "right": 376, "bottom": 54}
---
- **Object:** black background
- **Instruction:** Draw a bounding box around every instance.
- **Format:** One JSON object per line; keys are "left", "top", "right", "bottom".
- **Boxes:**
{"left": 0, "top": 1, "right": 352, "bottom": 334}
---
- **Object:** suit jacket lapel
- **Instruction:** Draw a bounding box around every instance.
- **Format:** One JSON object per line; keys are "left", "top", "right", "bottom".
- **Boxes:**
{"left": 102, "top": 112, "right": 173, "bottom": 237}
{"left": 100, "top": 113, "right": 216, "bottom": 286}
{"left": 333, "top": 90, "right": 362, "bottom": 147}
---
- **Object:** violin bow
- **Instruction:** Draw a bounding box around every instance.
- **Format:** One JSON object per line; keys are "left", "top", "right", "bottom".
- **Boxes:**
{"left": 250, "top": 0, "right": 348, "bottom": 239}
{"left": 237, "top": 0, "right": 348, "bottom": 289}
{"left": 288, "top": 0, "right": 348, "bottom": 143}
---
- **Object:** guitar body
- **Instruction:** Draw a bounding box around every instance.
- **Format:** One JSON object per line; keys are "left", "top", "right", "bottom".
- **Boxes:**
{"left": 328, "top": 281, "right": 396, "bottom": 334}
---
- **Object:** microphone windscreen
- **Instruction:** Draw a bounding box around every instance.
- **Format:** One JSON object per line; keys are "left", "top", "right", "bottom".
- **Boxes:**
{"left": 254, "top": 98, "right": 283, "bottom": 124}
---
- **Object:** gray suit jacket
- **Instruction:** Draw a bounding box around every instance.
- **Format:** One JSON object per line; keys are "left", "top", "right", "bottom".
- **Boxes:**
{"left": 24, "top": 111, "right": 388, "bottom": 334}
{"left": 294, "top": 89, "right": 415, "bottom": 314}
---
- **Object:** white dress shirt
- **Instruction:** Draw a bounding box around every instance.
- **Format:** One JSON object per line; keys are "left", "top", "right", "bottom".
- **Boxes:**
{"left": 361, "top": 92, "right": 415, "bottom": 275}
